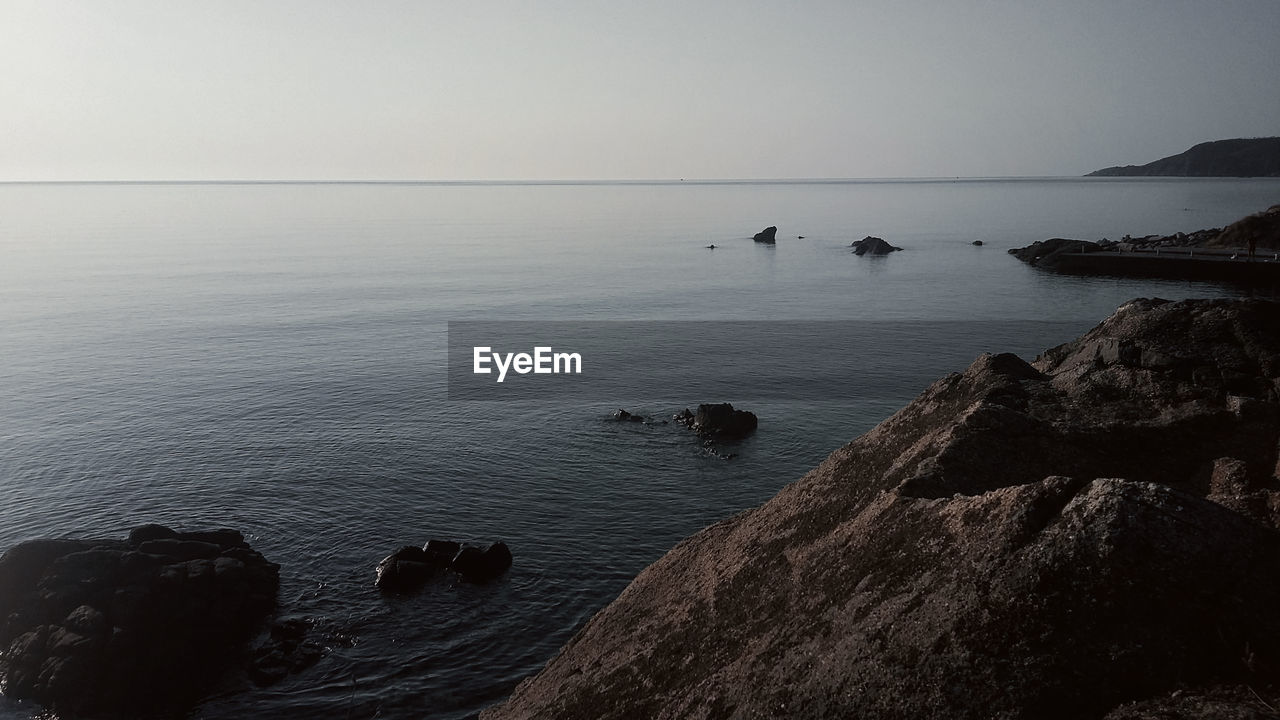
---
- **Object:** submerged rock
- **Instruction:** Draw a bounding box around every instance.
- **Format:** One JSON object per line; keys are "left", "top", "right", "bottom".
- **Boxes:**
{"left": 482, "top": 298, "right": 1280, "bottom": 720}
{"left": 0, "top": 525, "right": 278, "bottom": 716}
{"left": 752, "top": 226, "right": 777, "bottom": 244}
{"left": 851, "top": 235, "right": 902, "bottom": 255}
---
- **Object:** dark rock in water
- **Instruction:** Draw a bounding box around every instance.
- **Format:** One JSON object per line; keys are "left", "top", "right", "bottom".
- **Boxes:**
{"left": 375, "top": 546, "right": 437, "bottom": 593}
{"left": 422, "top": 539, "right": 461, "bottom": 568}
{"left": 481, "top": 299, "right": 1280, "bottom": 720}
{"left": 676, "top": 403, "right": 758, "bottom": 443}
{"left": 851, "top": 235, "right": 902, "bottom": 255}
{"left": 0, "top": 525, "right": 278, "bottom": 716}
{"left": 377, "top": 539, "right": 512, "bottom": 589}
{"left": 612, "top": 409, "right": 646, "bottom": 422}
{"left": 1008, "top": 237, "right": 1102, "bottom": 266}
{"left": 752, "top": 226, "right": 777, "bottom": 244}
{"left": 971, "top": 239, "right": 984, "bottom": 246}
{"left": 452, "top": 542, "right": 513, "bottom": 582}
{"left": 248, "top": 616, "right": 328, "bottom": 687}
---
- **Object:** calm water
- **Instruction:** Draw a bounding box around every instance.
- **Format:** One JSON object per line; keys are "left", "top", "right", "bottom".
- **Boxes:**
{"left": 1, "top": 178, "right": 1278, "bottom": 719}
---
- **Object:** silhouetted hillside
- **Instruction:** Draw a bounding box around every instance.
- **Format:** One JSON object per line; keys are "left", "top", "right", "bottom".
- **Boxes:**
{"left": 1087, "top": 138, "right": 1280, "bottom": 177}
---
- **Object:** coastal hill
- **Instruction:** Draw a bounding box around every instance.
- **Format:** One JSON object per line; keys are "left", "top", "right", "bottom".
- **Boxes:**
{"left": 1086, "top": 137, "right": 1280, "bottom": 177}
{"left": 484, "top": 298, "right": 1280, "bottom": 719}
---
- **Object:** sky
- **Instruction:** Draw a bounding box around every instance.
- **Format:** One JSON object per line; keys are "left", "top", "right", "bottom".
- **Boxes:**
{"left": 3, "top": 0, "right": 1280, "bottom": 181}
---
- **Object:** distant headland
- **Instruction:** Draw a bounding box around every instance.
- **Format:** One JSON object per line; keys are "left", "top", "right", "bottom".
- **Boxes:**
{"left": 1086, "top": 137, "right": 1280, "bottom": 177}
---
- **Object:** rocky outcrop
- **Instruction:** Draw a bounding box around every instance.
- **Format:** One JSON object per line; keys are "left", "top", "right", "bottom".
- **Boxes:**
{"left": 753, "top": 226, "right": 778, "bottom": 244}
{"left": 850, "top": 236, "right": 901, "bottom": 255}
{"left": 1087, "top": 137, "right": 1280, "bottom": 177}
{"left": 483, "top": 298, "right": 1280, "bottom": 720}
{"left": 0, "top": 525, "right": 279, "bottom": 716}
{"left": 375, "top": 539, "right": 512, "bottom": 592}
{"left": 674, "top": 403, "right": 758, "bottom": 444}
{"left": 1210, "top": 203, "right": 1280, "bottom": 252}
{"left": 1008, "top": 237, "right": 1102, "bottom": 265}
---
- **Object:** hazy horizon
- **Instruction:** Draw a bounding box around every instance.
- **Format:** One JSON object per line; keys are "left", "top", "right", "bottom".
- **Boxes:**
{"left": 5, "top": 1, "right": 1280, "bottom": 182}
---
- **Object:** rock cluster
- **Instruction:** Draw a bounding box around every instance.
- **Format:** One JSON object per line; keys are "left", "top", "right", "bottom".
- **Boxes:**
{"left": 375, "top": 540, "right": 513, "bottom": 592}
{"left": 0, "top": 525, "right": 279, "bottom": 716}
{"left": 850, "top": 236, "right": 902, "bottom": 255}
{"left": 674, "top": 403, "right": 758, "bottom": 444}
{"left": 483, "top": 298, "right": 1280, "bottom": 720}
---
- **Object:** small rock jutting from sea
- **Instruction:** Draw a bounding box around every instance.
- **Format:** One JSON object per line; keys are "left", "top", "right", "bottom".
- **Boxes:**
{"left": 752, "top": 226, "right": 778, "bottom": 244}
{"left": 851, "top": 235, "right": 902, "bottom": 255}
{"left": 482, "top": 297, "right": 1280, "bottom": 719}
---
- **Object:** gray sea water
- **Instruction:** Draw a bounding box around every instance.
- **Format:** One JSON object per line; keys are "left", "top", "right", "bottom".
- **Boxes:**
{"left": 2, "top": 178, "right": 1278, "bottom": 719}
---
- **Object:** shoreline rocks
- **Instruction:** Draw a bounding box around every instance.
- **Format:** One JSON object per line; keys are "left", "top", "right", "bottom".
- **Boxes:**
{"left": 482, "top": 298, "right": 1280, "bottom": 720}
{"left": 0, "top": 525, "right": 279, "bottom": 716}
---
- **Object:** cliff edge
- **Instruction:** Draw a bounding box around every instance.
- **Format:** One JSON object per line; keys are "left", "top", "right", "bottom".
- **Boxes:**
{"left": 484, "top": 298, "right": 1280, "bottom": 720}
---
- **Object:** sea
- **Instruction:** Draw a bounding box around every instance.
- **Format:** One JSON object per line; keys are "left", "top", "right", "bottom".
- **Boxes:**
{"left": 2, "top": 177, "right": 1278, "bottom": 719}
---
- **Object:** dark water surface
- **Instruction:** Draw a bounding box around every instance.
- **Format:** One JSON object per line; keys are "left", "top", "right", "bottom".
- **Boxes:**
{"left": 2, "top": 178, "right": 1278, "bottom": 718}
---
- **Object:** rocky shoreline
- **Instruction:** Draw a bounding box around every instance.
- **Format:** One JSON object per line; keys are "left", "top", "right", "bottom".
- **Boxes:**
{"left": 1009, "top": 204, "right": 1280, "bottom": 283}
{"left": 482, "top": 297, "right": 1280, "bottom": 719}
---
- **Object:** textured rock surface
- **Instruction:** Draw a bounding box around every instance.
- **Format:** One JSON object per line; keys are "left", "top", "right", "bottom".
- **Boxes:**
{"left": 0, "top": 526, "right": 278, "bottom": 716}
{"left": 483, "top": 298, "right": 1280, "bottom": 720}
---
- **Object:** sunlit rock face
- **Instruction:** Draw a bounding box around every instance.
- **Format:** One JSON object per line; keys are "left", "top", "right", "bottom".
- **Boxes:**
{"left": 483, "top": 298, "right": 1280, "bottom": 720}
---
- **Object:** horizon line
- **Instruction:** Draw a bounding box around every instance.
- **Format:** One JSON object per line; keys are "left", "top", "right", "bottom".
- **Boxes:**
{"left": 0, "top": 175, "right": 1225, "bottom": 186}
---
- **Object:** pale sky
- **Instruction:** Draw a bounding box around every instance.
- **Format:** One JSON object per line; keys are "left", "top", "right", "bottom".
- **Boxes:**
{"left": 4, "top": 0, "right": 1279, "bottom": 180}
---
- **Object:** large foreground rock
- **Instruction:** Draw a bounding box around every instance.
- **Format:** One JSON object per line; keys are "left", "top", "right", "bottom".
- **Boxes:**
{"left": 0, "top": 525, "right": 279, "bottom": 716}
{"left": 483, "top": 298, "right": 1280, "bottom": 719}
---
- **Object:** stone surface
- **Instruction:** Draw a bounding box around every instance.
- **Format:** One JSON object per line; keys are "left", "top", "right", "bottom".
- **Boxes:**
{"left": 752, "top": 226, "right": 778, "bottom": 244}
{"left": 482, "top": 298, "right": 1280, "bottom": 720}
{"left": 0, "top": 526, "right": 279, "bottom": 716}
